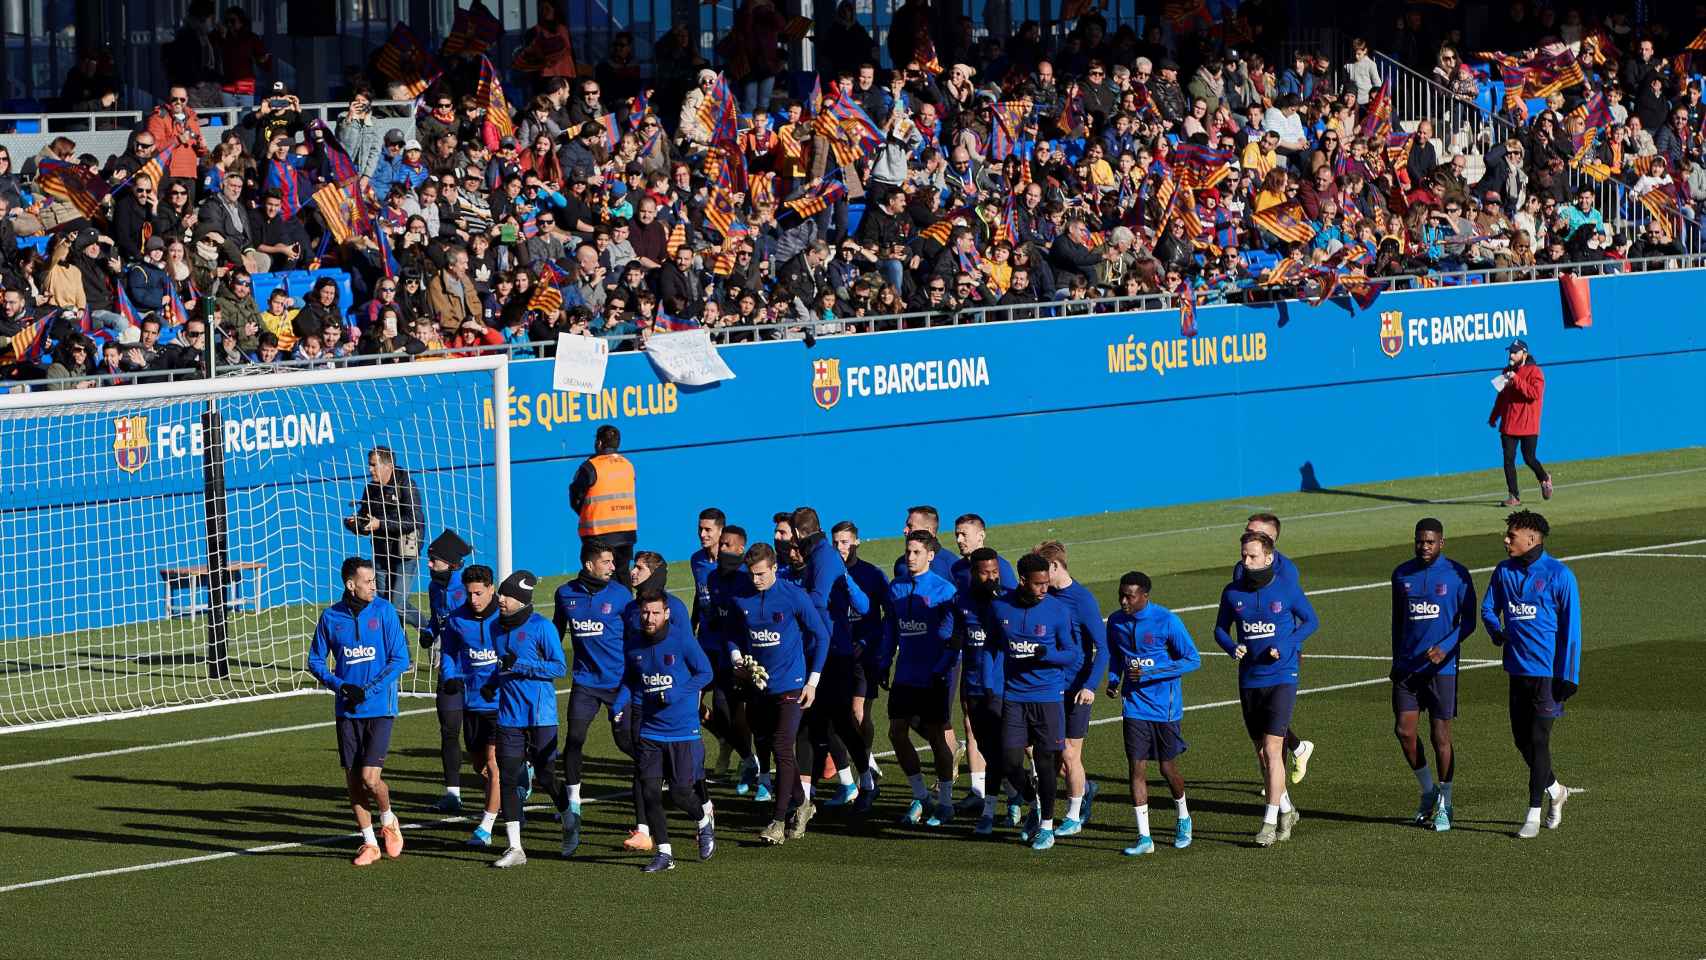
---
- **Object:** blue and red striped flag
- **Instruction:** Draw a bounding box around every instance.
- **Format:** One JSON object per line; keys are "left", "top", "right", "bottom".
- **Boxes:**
{"left": 536, "top": 259, "right": 572, "bottom": 286}
{"left": 375, "top": 225, "right": 399, "bottom": 279}
{"left": 36, "top": 158, "right": 109, "bottom": 221}
{"left": 374, "top": 23, "right": 441, "bottom": 99}
{"left": 628, "top": 89, "right": 650, "bottom": 130}
{"left": 268, "top": 159, "right": 304, "bottom": 218}
{"left": 658, "top": 313, "right": 700, "bottom": 331}
{"left": 440, "top": 0, "right": 501, "bottom": 58}
{"left": 111, "top": 280, "right": 144, "bottom": 330}
{"left": 1176, "top": 278, "right": 1197, "bottom": 337}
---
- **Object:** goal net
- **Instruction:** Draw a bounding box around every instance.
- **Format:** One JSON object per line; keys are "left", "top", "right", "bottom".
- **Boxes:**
{"left": 0, "top": 356, "right": 511, "bottom": 731}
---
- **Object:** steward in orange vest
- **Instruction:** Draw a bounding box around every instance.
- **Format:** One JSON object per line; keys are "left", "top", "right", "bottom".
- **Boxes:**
{"left": 569, "top": 424, "right": 638, "bottom": 583}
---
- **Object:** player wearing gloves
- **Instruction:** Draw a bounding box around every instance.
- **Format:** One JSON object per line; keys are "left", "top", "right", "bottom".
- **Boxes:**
{"left": 421, "top": 529, "right": 472, "bottom": 813}
{"left": 440, "top": 565, "right": 504, "bottom": 846}
{"left": 486, "top": 570, "right": 571, "bottom": 868}
{"left": 306, "top": 557, "right": 411, "bottom": 867}
{"left": 1104, "top": 571, "right": 1200, "bottom": 855}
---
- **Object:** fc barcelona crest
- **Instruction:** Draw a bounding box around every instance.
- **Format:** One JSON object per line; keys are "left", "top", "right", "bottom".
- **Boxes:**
{"left": 1379, "top": 310, "right": 1404, "bottom": 358}
{"left": 811, "top": 358, "right": 842, "bottom": 410}
{"left": 113, "top": 415, "right": 149, "bottom": 474}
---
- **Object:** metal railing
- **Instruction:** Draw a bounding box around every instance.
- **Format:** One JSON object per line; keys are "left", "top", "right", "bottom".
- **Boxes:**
{"left": 13, "top": 254, "right": 1699, "bottom": 394}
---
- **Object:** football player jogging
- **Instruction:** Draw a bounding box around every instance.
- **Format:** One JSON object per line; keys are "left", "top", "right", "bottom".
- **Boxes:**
{"left": 1215, "top": 531, "right": 1319, "bottom": 847}
{"left": 1237, "top": 513, "right": 1316, "bottom": 782}
{"left": 440, "top": 564, "right": 505, "bottom": 846}
{"left": 1035, "top": 541, "right": 1108, "bottom": 837}
{"left": 1480, "top": 510, "right": 1581, "bottom": 839}
{"left": 487, "top": 570, "right": 572, "bottom": 868}
{"left": 950, "top": 515, "right": 1017, "bottom": 816}
{"left": 553, "top": 541, "right": 639, "bottom": 855}
{"left": 880, "top": 531, "right": 961, "bottom": 826}
{"left": 624, "top": 588, "right": 717, "bottom": 873}
{"left": 953, "top": 547, "right": 1025, "bottom": 835}
{"left": 833, "top": 520, "right": 890, "bottom": 806}
{"left": 986, "top": 552, "right": 1078, "bottom": 851}
{"left": 892, "top": 505, "right": 957, "bottom": 580}
{"left": 791, "top": 507, "right": 873, "bottom": 809}
{"left": 307, "top": 557, "right": 411, "bottom": 867}
{"left": 1104, "top": 571, "right": 1201, "bottom": 856}
{"left": 688, "top": 508, "right": 751, "bottom": 781}
{"left": 1389, "top": 518, "right": 1477, "bottom": 832}
{"left": 727, "top": 542, "right": 832, "bottom": 845}
{"left": 702, "top": 524, "right": 763, "bottom": 797}
{"left": 421, "top": 530, "right": 472, "bottom": 813}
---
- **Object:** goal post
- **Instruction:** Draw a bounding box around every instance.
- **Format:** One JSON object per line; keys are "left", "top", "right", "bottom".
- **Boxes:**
{"left": 0, "top": 355, "right": 512, "bottom": 732}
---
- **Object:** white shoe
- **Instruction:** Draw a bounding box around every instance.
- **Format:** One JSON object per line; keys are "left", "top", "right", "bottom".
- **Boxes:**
{"left": 1544, "top": 785, "right": 1569, "bottom": 829}
{"left": 1516, "top": 816, "right": 1541, "bottom": 840}
{"left": 492, "top": 846, "right": 528, "bottom": 868}
{"left": 1289, "top": 740, "right": 1314, "bottom": 784}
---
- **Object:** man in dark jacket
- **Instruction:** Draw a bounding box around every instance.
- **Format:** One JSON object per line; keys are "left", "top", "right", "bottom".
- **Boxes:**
{"left": 346, "top": 445, "right": 428, "bottom": 628}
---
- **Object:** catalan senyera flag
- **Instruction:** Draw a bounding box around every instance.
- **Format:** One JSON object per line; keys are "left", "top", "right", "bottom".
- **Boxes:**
{"left": 919, "top": 206, "right": 974, "bottom": 246}
{"left": 2, "top": 314, "right": 51, "bottom": 363}
{"left": 528, "top": 282, "right": 563, "bottom": 316}
{"left": 989, "top": 99, "right": 1032, "bottom": 162}
{"left": 440, "top": 1, "right": 502, "bottom": 58}
{"left": 780, "top": 177, "right": 847, "bottom": 223}
{"left": 1251, "top": 201, "right": 1317, "bottom": 245}
{"left": 1359, "top": 83, "right": 1391, "bottom": 143}
{"left": 1688, "top": 27, "right": 1706, "bottom": 51}
{"left": 1172, "top": 143, "right": 1234, "bottom": 190}
{"left": 916, "top": 33, "right": 944, "bottom": 75}
{"left": 312, "top": 182, "right": 360, "bottom": 244}
{"left": 35, "top": 158, "right": 109, "bottom": 222}
{"left": 704, "top": 188, "right": 738, "bottom": 239}
{"left": 375, "top": 23, "right": 441, "bottom": 99}
{"left": 664, "top": 221, "right": 688, "bottom": 259}
{"left": 477, "top": 56, "right": 514, "bottom": 138}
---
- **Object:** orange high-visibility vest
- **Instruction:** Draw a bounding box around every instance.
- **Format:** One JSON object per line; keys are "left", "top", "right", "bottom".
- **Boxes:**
{"left": 577, "top": 453, "right": 637, "bottom": 537}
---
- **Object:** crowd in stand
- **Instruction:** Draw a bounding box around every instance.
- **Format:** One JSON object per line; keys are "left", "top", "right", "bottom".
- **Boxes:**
{"left": 3, "top": 0, "right": 1705, "bottom": 389}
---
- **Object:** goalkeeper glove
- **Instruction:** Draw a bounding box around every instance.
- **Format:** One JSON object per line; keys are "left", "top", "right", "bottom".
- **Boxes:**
{"left": 499, "top": 651, "right": 518, "bottom": 670}
{"left": 481, "top": 681, "right": 499, "bottom": 701}
{"left": 440, "top": 678, "right": 464, "bottom": 696}
{"left": 338, "top": 683, "right": 366, "bottom": 708}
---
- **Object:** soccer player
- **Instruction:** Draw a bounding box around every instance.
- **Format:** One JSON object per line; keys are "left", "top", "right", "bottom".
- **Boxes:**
{"left": 624, "top": 588, "right": 717, "bottom": 873}
{"left": 487, "top": 570, "right": 571, "bottom": 868}
{"left": 949, "top": 514, "right": 1017, "bottom": 815}
{"left": 833, "top": 520, "right": 890, "bottom": 807}
{"left": 727, "top": 542, "right": 830, "bottom": 845}
{"left": 552, "top": 540, "right": 637, "bottom": 855}
{"left": 702, "top": 524, "right": 762, "bottom": 797}
{"left": 791, "top": 507, "right": 873, "bottom": 809}
{"left": 1238, "top": 513, "right": 1315, "bottom": 782}
{"left": 688, "top": 508, "right": 726, "bottom": 633}
{"left": 986, "top": 552, "right": 1078, "bottom": 851}
{"left": 421, "top": 529, "right": 472, "bottom": 813}
{"left": 1104, "top": 571, "right": 1200, "bottom": 855}
{"left": 441, "top": 564, "right": 504, "bottom": 846}
{"left": 1480, "top": 510, "right": 1581, "bottom": 839}
{"left": 1034, "top": 540, "right": 1108, "bottom": 837}
{"left": 306, "top": 557, "right": 411, "bottom": 867}
{"left": 1215, "top": 531, "right": 1318, "bottom": 847}
{"left": 1389, "top": 518, "right": 1477, "bottom": 831}
{"left": 880, "top": 531, "right": 961, "bottom": 826}
{"left": 892, "top": 505, "right": 957, "bottom": 580}
{"left": 952, "top": 547, "right": 1022, "bottom": 835}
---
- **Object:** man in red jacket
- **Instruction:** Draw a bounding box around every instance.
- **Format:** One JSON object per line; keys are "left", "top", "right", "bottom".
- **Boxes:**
{"left": 1489, "top": 339, "right": 1553, "bottom": 507}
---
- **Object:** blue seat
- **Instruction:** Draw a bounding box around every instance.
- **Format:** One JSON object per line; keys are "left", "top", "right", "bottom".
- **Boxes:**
{"left": 249, "top": 267, "right": 353, "bottom": 317}
{"left": 1242, "top": 249, "right": 1279, "bottom": 274}
{"left": 14, "top": 119, "right": 40, "bottom": 133}
{"left": 846, "top": 201, "right": 864, "bottom": 235}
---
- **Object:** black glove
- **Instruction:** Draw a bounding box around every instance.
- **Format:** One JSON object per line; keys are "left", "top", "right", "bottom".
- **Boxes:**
{"left": 338, "top": 683, "right": 366, "bottom": 708}
{"left": 418, "top": 630, "right": 436, "bottom": 649}
{"left": 440, "top": 678, "right": 464, "bottom": 696}
{"left": 499, "top": 651, "right": 518, "bottom": 670}
{"left": 481, "top": 681, "right": 499, "bottom": 701}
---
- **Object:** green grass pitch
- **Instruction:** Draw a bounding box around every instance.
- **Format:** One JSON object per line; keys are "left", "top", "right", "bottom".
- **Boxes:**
{"left": 1, "top": 448, "right": 1703, "bottom": 959}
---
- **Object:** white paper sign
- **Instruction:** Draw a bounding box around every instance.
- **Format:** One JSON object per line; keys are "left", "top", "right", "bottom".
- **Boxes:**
{"left": 1491, "top": 373, "right": 1510, "bottom": 392}
{"left": 552, "top": 333, "right": 610, "bottom": 394}
{"left": 644, "top": 329, "right": 736, "bottom": 386}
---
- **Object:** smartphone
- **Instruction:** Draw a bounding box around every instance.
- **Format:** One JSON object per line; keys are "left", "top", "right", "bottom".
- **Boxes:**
{"left": 269, "top": 98, "right": 289, "bottom": 110}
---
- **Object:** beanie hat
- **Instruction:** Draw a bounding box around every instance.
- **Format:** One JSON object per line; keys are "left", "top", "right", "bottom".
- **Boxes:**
{"left": 427, "top": 529, "right": 472, "bottom": 566}
{"left": 499, "top": 570, "right": 537, "bottom": 605}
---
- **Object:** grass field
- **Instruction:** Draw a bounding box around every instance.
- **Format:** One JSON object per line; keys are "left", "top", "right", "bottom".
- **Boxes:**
{"left": 2, "top": 448, "right": 1703, "bottom": 959}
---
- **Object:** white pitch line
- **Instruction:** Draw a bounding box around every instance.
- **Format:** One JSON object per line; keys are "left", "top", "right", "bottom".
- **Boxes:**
{"left": 8, "top": 537, "right": 1696, "bottom": 775}
{"left": 2, "top": 664, "right": 1500, "bottom": 896}
{"left": 1604, "top": 552, "right": 1706, "bottom": 559}
{"left": 1057, "top": 464, "right": 1706, "bottom": 548}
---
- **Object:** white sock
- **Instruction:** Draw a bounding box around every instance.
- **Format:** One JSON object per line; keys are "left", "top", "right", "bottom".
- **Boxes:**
{"left": 360, "top": 825, "right": 377, "bottom": 846}
{"left": 1547, "top": 780, "right": 1566, "bottom": 801}
{"left": 1175, "top": 796, "right": 1190, "bottom": 820}
{"left": 982, "top": 795, "right": 997, "bottom": 817}
{"left": 1263, "top": 804, "right": 1280, "bottom": 825}
{"left": 837, "top": 767, "right": 855, "bottom": 786}
{"left": 1066, "top": 795, "right": 1083, "bottom": 820}
{"left": 505, "top": 820, "right": 522, "bottom": 847}
{"left": 1524, "top": 806, "right": 1542, "bottom": 824}
{"left": 657, "top": 842, "right": 672, "bottom": 857}
{"left": 936, "top": 780, "right": 953, "bottom": 805}
{"left": 698, "top": 811, "right": 713, "bottom": 828}
{"left": 379, "top": 809, "right": 397, "bottom": 826}
{"left": 636, "top": 823, "right": 652, "bottom": 837}
{"left": 1134, "top": 804, "right": 1151, "bottom": 837}
{"left": 568, "top": 784, "right": 582, "bottom": 806}
{"left": 445, "top": 785, "right": 461, "bottom": 798}
{"left": 907, "top": 773, "right": 927, "bottom": 800}
{"left": 970, "top": 772, "right": 987, "bottom": 797}
{"left": 1041, "top": 818, "right": 1054, "bottom": 831}
{"left": 1413, "top": 765, "right": 1435, "bottom": 794}
{"left": 868, "top": 754, "right": 881, "bottom": 773}
{"left": 860, "top": 770, "right": 875, "bottom": 792}
{"left": 478, "top": 811, "right": 497, "bottom": 831}
{"left": 1279, "top": 792, "right": 1295, "bottom": 814}
{"left": 1440, "top": 782, "right": 1454, "bottom": 806}
{"left": 801, "top": 781, "right": 813, "bottom": 800}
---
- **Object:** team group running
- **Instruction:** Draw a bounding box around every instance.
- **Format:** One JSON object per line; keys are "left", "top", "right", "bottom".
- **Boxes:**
{"left": 307, "top": 499, "right": 1582, "bottom": 873}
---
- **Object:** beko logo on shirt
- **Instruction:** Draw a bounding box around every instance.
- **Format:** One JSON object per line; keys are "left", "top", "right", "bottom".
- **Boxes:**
{"left": 1010, "top": 639, "right": 1042, "bottom": 656}
{"left": 750, "top": 629, "right": 782, "bottom": 646}
{"left": 572, "top": 618, "right": 605, "bottom": 635}
{"left": 898, "top": 618, "right": 928, "bottom": 634}
{"left": 1408, "top": 601, "right": 1442, "bottom": 620}
{"left": 342, "top": 644, "right": 377, "bottom": 664}
{"left": 1243, "top": 621, "right": 1278, "bottom": 639}
{"left": 1507, "top": 601, "right": 1538, "bottom": 620}
{"left": 468, "top": 649, "right": 498, "bottom": 665}
{"left": 642, "top": 673, "right": 674, "bottom": 691}
{"left": 966, "top": 627, "right": 986, "bottom": 646}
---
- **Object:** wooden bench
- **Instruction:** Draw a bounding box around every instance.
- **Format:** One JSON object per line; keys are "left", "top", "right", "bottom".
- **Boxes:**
{"left": 159, "top": 562, "right": 268, "bottom": 618}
